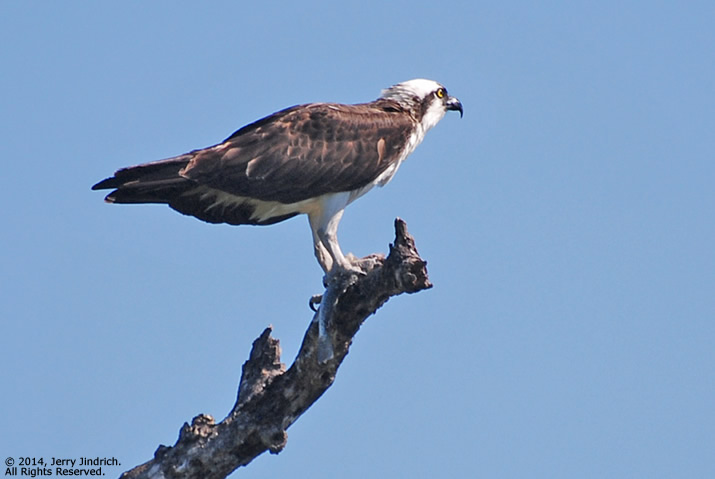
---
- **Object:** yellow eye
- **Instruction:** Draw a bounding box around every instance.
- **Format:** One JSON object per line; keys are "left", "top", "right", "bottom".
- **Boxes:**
{"left": 436, "top": 88, "right": 446, "bottom": 99}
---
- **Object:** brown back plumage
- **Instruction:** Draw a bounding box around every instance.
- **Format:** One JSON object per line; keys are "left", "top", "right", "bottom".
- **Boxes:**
{"left": 180, "top": 99, "right": 415, "bottom": 203}
{"left": 92, "top": 99, "right": 416, "bottom": 225}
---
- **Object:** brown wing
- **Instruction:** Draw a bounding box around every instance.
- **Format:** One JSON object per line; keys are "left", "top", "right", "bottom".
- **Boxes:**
{"left": 179, "top": 100, "right": 415, "bottom": 204}
{"left": 92, "top": 99, "right": 415, "bottom": 225}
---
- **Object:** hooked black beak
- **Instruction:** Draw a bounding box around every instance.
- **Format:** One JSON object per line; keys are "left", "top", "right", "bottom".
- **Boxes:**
{"left": 446, "top": 96, "right": 463, "bottom": 118}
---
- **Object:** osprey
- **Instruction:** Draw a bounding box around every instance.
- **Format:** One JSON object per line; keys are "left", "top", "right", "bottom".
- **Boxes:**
{"left": 93, "top": 79, "right": 462, "bottom": 273}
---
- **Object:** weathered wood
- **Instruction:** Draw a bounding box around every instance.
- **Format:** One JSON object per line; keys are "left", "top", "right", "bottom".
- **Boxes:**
{"left": 120, "top": 219, "right": 431, "bottom": 479}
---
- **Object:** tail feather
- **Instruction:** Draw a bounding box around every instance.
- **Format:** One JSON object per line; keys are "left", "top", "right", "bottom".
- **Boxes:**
{"left": 92, "top": 154, "right": 195, "bottom": 204}
{"left": 93, "top": 151, "right": 300, "bottom": 227}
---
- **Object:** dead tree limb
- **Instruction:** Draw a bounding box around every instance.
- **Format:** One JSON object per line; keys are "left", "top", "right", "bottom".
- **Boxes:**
{"left": 120, "top": 218, "right": 432, "bottom": 479}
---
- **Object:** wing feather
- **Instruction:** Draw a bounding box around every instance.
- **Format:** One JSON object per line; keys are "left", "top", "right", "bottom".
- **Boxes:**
{"left": 180, "top": 100, "right": 415, "bottom": 204}
{"left": 92, "top": 100, "right": 414, "bottom": 226}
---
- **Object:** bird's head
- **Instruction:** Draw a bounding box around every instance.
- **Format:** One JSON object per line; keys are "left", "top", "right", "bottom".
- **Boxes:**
{"left": 380, "top": 78, "right": 463, "bottom": 131}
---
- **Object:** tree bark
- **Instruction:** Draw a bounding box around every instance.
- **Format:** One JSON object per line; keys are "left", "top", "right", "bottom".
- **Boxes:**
{"left": 120, "top": 218, "right": 432, "bottom": 479}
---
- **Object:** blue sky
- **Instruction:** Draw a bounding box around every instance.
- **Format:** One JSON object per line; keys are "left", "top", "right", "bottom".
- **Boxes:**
{"left": 2, "top": 1, "right": 714, "bottom": 477}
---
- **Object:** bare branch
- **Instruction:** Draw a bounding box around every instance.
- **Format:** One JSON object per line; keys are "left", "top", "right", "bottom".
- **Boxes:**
{"left": 120, "top": 219, "right": 432, "bottom": 479}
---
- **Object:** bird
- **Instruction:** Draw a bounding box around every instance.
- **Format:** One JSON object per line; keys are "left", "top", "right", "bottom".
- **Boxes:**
{"left": 92, "top": 79, "right": 463, "bottom": 274}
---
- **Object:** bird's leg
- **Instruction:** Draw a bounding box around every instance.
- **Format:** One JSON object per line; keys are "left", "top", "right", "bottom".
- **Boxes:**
{"left": 317, "top": 222, "right": 364, "bottom": 276}
{"left": 311, "top": 227, "right": 334, "bottom": 274}
{"left": 308, "top": 218, "right": 332, "bottom": 313}
{"left": 307, "top": 201, "right": 365, "bottom": 358}
{"left": 308, "top": 235, "right": 359, "bottom": 360}
{"left": 308, "top": 203, "right": 363, "bottom": 275}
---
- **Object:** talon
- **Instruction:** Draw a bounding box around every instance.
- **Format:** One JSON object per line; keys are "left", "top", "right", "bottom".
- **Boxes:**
{"left": 309, "top": 294, "right": 322, "bottom": 312}
{"left": 322, "top": 267, "right": 362, "bottom": 290}
{"left": 331, "top": 263, "right": 366, "bottom": 278}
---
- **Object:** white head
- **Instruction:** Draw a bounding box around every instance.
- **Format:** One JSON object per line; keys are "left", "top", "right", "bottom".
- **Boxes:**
{"left": 380, "top": 78, "right": 463, "bottom": 131}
